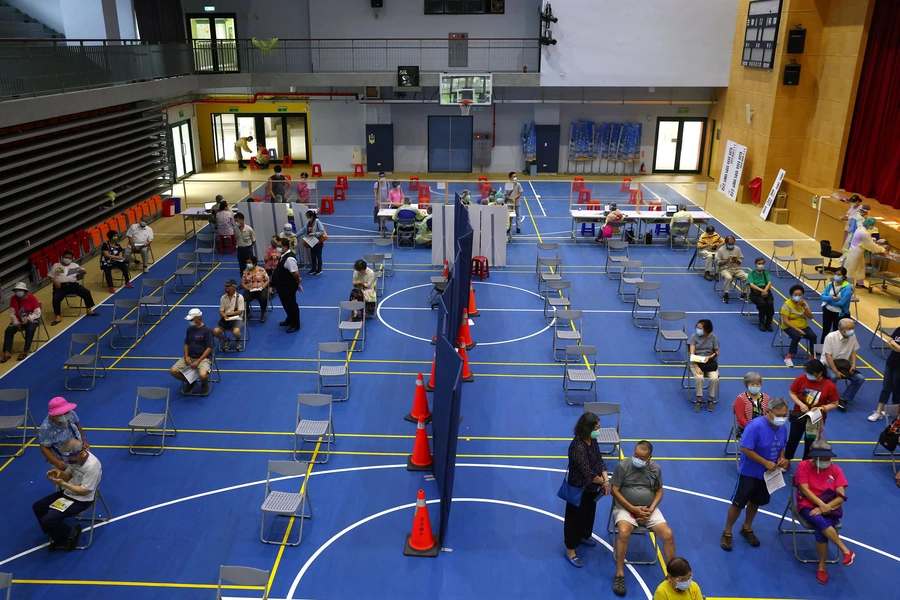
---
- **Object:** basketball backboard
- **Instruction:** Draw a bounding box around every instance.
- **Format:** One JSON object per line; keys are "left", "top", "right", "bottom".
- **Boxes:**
{"left": 439, "top": 73, "right": 492, "bottom": 105}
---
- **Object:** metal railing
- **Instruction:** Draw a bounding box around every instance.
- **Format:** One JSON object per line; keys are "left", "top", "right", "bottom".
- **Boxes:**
{"left": 0, "top": 37, "right": 539, "bottom": 99}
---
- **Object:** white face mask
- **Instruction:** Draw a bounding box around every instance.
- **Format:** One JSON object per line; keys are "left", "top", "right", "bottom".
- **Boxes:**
{"left": 792, "top": 295, "right": 803, "bottom": 302}
{"left": 15, "top": 290, "right": 25, "bottom": 298}
{"left": 815, "top": 458, "right": 832, "bottom": 470}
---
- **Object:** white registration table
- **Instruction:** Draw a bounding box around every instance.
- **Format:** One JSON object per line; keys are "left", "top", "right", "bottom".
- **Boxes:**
{"left": 569, "top": 209, "right": 712, "bottom": 244}
{"left": 379, "top": 204, "right": 517, "bottom": 239}
{"left": 181, "top": 207, "right": 212, "bottom": 238}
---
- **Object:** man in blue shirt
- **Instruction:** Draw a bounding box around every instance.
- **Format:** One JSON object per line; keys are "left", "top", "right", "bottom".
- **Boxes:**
{"left": 720, "top": 396, "right": 790, "bottom": 551}
{"left": 169, "top": 308, "right": 214, "bottom": 394}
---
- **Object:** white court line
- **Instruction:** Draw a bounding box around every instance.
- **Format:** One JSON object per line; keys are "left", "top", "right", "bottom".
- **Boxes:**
{"left": 528, "top": 181, "right": 546, "bottom": 217}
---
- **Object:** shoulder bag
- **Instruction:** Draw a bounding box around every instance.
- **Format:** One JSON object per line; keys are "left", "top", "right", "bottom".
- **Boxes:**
{"left": 557, "top": 467, "right": 584, "bottom": 507}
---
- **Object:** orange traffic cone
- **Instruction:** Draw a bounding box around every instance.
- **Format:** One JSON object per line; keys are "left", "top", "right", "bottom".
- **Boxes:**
{"left": 467, "top": 283, "right": 479, "bottom": 317}
{"left": 458, "top": 343, "right": 475, "bottom": 382}
{"left": 407, "top": 417, "right": 433, "bottom": 471}
{"left": 458, "top": 309, "right": 475, "bottom": 350}
{"left": 403, "top": 489, "right": 440, "bottom": 557}
{"left": 425, "top": 353, "right": 436, "bottom": 392}
{"left": 431, "top": 326, "right": 437, "bottom": 346}
{"left": 405, "top": 373, "right": 432, "bottom": 424}
{"left": 441, "top": 260, "right": 449, "bottom": 278}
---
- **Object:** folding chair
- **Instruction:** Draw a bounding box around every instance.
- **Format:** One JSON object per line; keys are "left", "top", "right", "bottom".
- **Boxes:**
{"left": 61, "top": 273, "right": 87, "bottom": 314}
{"left": 713, "top": 268, "right": 746, "bottom": 301}
{"left": 0, "top": 572, "right": 10, "bottom": 600}
{"left": 218, "top": 310, "right": 248, "bottom": 353}
{"left": 778, "top": 474, "right": 842, "bottom": 563}
{"left": 128, "top": 387, "right": 176, "bottom": 456}
{"left": 849, "top": 294, "right": 859, "bottom": 320}
{"left": 217, "top": 565, "right": 270, "bottom": 600}
{"left": 605, "top": 241, "right": 629, "bottom": 280}
{"left": 618, "top": 260, "right": 643, "bottom": 303}
{"left": 0, "top": 389, "right": 35, "bottom": 459}
{"left": 606, "top": 502, "right": 659, "bottom": 565}
{"left": 870, "top": 308, "right": 900, "bottom": 357}
{"left": 181, "top": 350, "right": 221, "bottom": 397}
{"left": 632, "top": 281, "right": 660, "bottom": 328}
{"left": 680, "top": 354, "right": 714, "bottom": 404}
{"left": 260, "top": 460, "right": 312, "bottom": 546}
{"left": 429, "top": 274, "right": 450, "bottom": 309}
{"left": 723, "top": 412, "right": 740, "bottom": 469}
{"left": 770, "top": 240, "right": 798, "bottom": 278}
{"left": 372, "top": 238, "right": 394, "bottom": 277}
{"left": 396, "top": 219, "right": 416, "bottom": 247}
{"left": 535, "top": 242, "right": 559, "bottom": 277}
{"left": 654, "top": 311, "right": 689, "bottom": 364}
{"left": 173, "top": 253, "right": 199, "bottom": 294}
{"left": 543, "top": 280, "right": 572, "bottom": 324}
{"left": 74, "top": 487, "right": 112, "bottom": 550}
{"left": 139, "top": 278, "right": 168, "bottom": 324}
{"left": 537, "top": 257, "right": 563, "bottom": 296}
{"left": 64, "top": 334, "right": 106, "bottom": 391}
{"left": 318, "top": 342, "right": 350, "bottom": 401}
{"left": 582, "top": 402, "right": 621, "bottom": 455}
{"left": 873, "top": 404, "right": 899, "bottom": 474}
{"left": 771, "top": 317, "right": 814, "bottom": 360}
{"left": 552, "top": 309, "right": 582, "bottom": 362}
{"left": 338, "top": 301, "right": 366, "bottom": 351}
{"left": 110, "top": 299, "right": 143, "bottom": 349}
{"left": 364, "top": 253, "right": 386, "bottom": 296}
{"left": 294, "top": 393, "right": 335, "bottom": 464}
{"left": 799, "top": 258, "right": 827, "bottom": 297}
{"left": 563, "top": 345, "right": 597, "bottom": 406}
{"left": 740, "top": 293, "right": 760, "bottom": 325}
{"left": 669, "top": 221, "right": 692, "bottom": 250}
{"left": 195, "top": 233, "right": 218, "bottom": 270}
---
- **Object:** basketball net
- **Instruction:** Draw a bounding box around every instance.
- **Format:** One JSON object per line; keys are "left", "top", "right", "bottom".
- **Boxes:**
{"left": 459, "top": 100, "right": 473, "bottom": 116}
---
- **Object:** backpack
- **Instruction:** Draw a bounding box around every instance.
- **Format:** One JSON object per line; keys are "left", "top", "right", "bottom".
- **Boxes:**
{"left": 625, "top": 227, "right": 636, "bottom": 244}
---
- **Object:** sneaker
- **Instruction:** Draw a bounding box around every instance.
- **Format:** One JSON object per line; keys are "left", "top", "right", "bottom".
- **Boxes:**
{"left": 694, "top": 401, "right": 702, "bottom": 413}
{"left": 868, "top": 411, "right": 884, "bottom": 422}
{"left": 838, "top": 398, "right": 848, "bottom": 411}
{"left": 222, "top": 339, "right": 232, "bottom": 352}
{"left": 142, "top": 267, "right": 149, "bottom": 274}
{"left": 817, "top": 569, "right": 828, "bottom": 585}
{"left": 314, "top": 270, "right": 322, "bottom": 275}
{"left": 723, "top": 294, "right": 730, "bottom": 304}
{"left": 758, "top": 323, "right": 766, "bottom": 332}
{"left": 784, "top": 354, "right": 794, "bottom": 367}
{"left": 184, "top": 381, "right": 197, "bottom": 394}
{"left": 124, "top": 282, "right": 133, "bottom": 288}
{"left": 707, "top": 401, "right": 715, "bottom": 412}
{"left": 108, "top": 286, "right": 116, "bottom": 293}
{"left": 765, "top": 323, "right": 774, "bottom": 332}
{"left": 201, "top": 382, "right": 210, "bottom": 395}
{"left": 516, "top": 228, "right": 521, "bottom": 234}
{"left": 704, "top": 272, "right": 713, "bottom": 281}
{"left": 842, "top": 551, "right": 855, "bottom": 566}
{"left": 65, "top": 525, "right": 82, "bottom": 551}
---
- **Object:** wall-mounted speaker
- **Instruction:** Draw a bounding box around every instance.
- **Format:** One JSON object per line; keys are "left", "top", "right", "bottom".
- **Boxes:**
{"left": 371, "top": 0, "right": 383, "bottom": 7}
{"left": 490, "top": 0, "right": 505, "bottom": 13}
{"left": 783, "top": 63, "right": 801, "bottom": 86}
{"left": 787, "top": 27, "right": 806, "bottom": 54}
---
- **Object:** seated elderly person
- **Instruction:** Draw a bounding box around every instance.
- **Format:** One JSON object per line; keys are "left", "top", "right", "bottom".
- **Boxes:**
{"left": 241, "top": 256, "right": 270, "bottom": 323}
{"left": 733, "top": 372, "right": 771, "bottom": 438}
{"left": 715, "top": 236, "right": 748, "bottom": 304}
{"left": 781, "top": 284, "right": 818, "bottom": 366}
{"left": 393, "top": 197, "right": 424, "bottom": 223}
{"left": 822, "top": 318, "right": 864, "bottom": 410}
{"left": 794, "top": 440, "right": 855, "bottom": 584}
{"left": 49, "top": 250, "right": 100, "bottom": 325}
{"left": 350, "top": 259, "right": 377, "bottom": 320}
{"left": 125, "top": 217, "right": 153, "bottom": 274}
{"left": 416, "top": 206, "right": 434, "bottom": 247}
{"left": 2, "top": 281, "right": 41, "bottom": 362}
{"left": 212, "top": 279, "right": 245, "bottom": 350}
{"left": 697, "top": 225, "right": 724, "bottom": 281}
{"left": 669, "top": 204, "right": 693, "bottom": 227}
{"left": 39, "top": 397, "right": 88, "bottom": 471}
{"left": 32, "top": 437, "right": 101, "bottom": 551}
{"left": 169, "top": 308, "right": 214, "bottom": 394}
{"left": 688, "top": 319, "right": 720, "bottom": 412}
{"left": 605, "top": 202, "right": 625, "bottom": 226}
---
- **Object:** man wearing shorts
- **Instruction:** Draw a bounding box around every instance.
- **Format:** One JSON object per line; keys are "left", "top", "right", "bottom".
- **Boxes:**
{"left": 212, "top": 279, "right": 245, "bottom": 351}
{"left": 721, "top": 396, "right": 790, "bottom": 551}
{"left": 609, "top": 440, "right": 675, "bottom": 597}
{"left": 169, "top": 308, "right": 214, "bottom": 394}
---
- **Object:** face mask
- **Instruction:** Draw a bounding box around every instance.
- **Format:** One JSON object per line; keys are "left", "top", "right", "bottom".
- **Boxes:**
{"left": 792, "top": 295, "right": 803, "bottom": 302}
{"left": 833, "top": 275, "right": 844, "bottom": 282}
{"left": 512, "top": 177, "right": 518, "bottom": 181}
{"left": 815, "top": 458, "right": 831, "bottom": 470}
{"left": 675, "top": 578, "right": 692, "bottom": 592}
{"left": 806, "top": 373, "right": 817, "bottom": 381}
{"left": 245, "top": 263, "right": 253, "bottom": 270}
{"left": 590, "top": 429, "right": 600, "bottom": 440}
{"left": 631, "top": 457, "right": 646, "bottom": 469}
{"left": 140, "top": 222, "right": 147, "bottom": 228}
{"left": 726, "top": 244, "right": 735, "bottom": 250}
{"left": 747, "top": 385, "right": 761, "bottom": 395}
{"left": 237, "top": 221, "right": 244, "bottom": 227}
{"left": 695, "top": 327, "right": 704, "bottom": 336}
{"left": 772, "top": 416, "right": 787, "bottom": 427}
{"left": 843, "top": 329, "right": 855, "bottom": 337}
{"left": 755, "top": 264, "right": 764, "bottom": 271}
{"left": 61, "top": 258, "right": 72, "bottom": 265}
{"left": 15, "top": 290, "right": 25, "bottom": 298}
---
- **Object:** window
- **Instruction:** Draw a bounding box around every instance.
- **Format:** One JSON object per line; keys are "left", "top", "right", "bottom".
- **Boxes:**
{"left": 425, "top": 0, "right": 498, "bottom": 14}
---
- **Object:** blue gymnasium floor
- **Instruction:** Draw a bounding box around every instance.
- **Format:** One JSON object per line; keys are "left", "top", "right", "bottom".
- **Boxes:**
{"left": 0, "top": 179, "right": 898, "bottom": 600}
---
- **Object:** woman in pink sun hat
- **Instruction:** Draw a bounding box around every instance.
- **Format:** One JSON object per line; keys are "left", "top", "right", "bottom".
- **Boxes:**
{"left": 38, "top": 397, "right": 88, "bottom": 471}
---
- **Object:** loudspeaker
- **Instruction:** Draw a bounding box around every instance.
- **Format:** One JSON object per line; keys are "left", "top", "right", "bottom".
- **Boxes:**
{"left": 787, "top": 27, "right": 806, "bottom": 54}
{"left": 371, "top": 0, "right": 383, "bottom": 7}
{"left": 783, "top": 63, "right": 801, "bottom": 86}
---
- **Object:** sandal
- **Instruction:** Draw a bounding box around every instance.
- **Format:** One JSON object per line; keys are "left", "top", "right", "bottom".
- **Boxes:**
{"left": 51, "top": 320, "right": 63, "bottom": 327}
{"left": 720, "top": 531, "right": 733, "bottom": 551}
{"left": 613, "top": 575, "right": 627, "bottom": 597}
{"left": 0, "top": 354, "right": 11, "bottom": 364}
{"left": 740, "top": 526, "right": 760, "bottom": 547}
{"left": 17, "top": 353, "right": 28, "bottom": 361}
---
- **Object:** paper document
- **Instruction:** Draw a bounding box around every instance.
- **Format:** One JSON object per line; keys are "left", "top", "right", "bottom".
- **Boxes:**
{"left": 50, "top": 497, "right": 74, "bottom": 512}
{"left": 764, "top": 468, "right": 786, "bottom": 495}
{"left": 226, "top": 315, "right": 242, "bottom": 321}
{"left": 307, "top": 181, "right": 316, "bottom": 190}
{"left": 182, "top": 367, "right": 199, "bottom": 384}
{"left": 804, "top": 408, "right": 823, "bottom": 424}
{"left": 302, "top": 235, "right": 319, "bottom": 248}
{"left": 690, "top": 354, "right": 707, "bottom": 363}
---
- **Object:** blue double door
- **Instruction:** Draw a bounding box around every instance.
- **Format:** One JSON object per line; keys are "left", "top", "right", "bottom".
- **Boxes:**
{"left": 428, "top": 116, "right": 473, "bottom": 172}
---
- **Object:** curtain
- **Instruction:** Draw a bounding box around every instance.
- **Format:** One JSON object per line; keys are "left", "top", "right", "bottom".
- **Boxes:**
{"left": 133, "top": 0, "right": 185, "bottom": 44}
{"left": 842, "top": 0, "right": 900, "bottom": 208}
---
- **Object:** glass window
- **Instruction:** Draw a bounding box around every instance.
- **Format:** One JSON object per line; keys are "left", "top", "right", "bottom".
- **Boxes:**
{"left": 286, "top": 116, "right": 308, "bottom": 161}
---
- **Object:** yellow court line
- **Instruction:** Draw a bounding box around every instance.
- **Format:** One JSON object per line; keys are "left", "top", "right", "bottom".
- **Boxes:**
{"left": 0, "top": 435, "right": 36, "bottom": 474}
{"left": 11, "top": 579, "right": 262, "bottom": 590}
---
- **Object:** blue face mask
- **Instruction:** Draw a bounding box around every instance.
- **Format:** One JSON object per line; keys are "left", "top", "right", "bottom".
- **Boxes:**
{"left": 843, "top": 329, "right": 855, "bottom": 337}
{"left": 590, "top": 429, "right": 600, "bottom": 440}
{"left": 755, "top": 264, "right": 764, "bottom": 271}
{"left": 726, "top": 244, "right": 735, "bottom": 250}
{"left": 61, "top": 258, "right": 72, "bottom": 265}
{"left": 747, "top": 385, "right": 761, "bottom": 395}
{"left": 806, "top": 373, "right": 817, "bottom": 381}
{"left": 792, "top": 295, "right": 803, "bottom": 302}
{"left": 631, "top": 457, "right": 646, "bottom": 469}
{"left": 245, "top": 263, "right": 253, "bottom": 270}
{"left": 695, "top": 327, "right": 704, "bottom": 336}
{"left": 675, "top": 578, "right": 692, "bottom": 591}
{"left": 772, "top": 416, "right": 788, "bottom": 427}
{"left": 833, "top": 275, "right": 843, "bottom": 282}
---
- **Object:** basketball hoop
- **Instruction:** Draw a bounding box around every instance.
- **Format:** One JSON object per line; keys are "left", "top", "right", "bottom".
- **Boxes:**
{"left": 458, "top": 100, "right": 473, "bottom": 116}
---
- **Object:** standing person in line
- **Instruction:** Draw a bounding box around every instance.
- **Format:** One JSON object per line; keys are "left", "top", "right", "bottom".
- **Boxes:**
{"left": 869, "top": 322, "right": 900, "bottom": 421}
{"left": 99, "top": 229, "right": 132, "bottom": 293}
{"left": 373, "top": 171, "right": 390, "bottom": 234}
{"left": 653, "top": 557, "right": 703, "bottom": 600}
{"left": 720, "top": 397, "right": 790, "bottom": 552}
{"left": 272, "top": 237, "right": 301, "bottom": 333}
{"left": 296, "top": 172, "right": 311, "bottom": 203}
{"left": 844, "top": 217, "right": 885, "bottom": 289}
{"left": 266, "top": 165, "right": 290, "bottom": 202}
{"left": 233, "top": 212, "right": 255, "bottom": 279}
{"left": 388, "top": 181, "right": 404, "bottom": 207}
{"left": 840, "top": 195, "right": 863, "bottom": 246}
{"left": 234, "top": 135, "right": 253, "bottom": 169}
{"left": 505, "top": 171, "right": 524, "bottom": 234}
{"left": 785, "top": 359, "right": 839, "bottom": 461}
{"left": 562, "top": 412, "right": 610, "bottom": 569}
{"left": 819, "top": 267, "right": 852, "bottom": 342}
{"left": 304, "top": 210, "right": 325, "bottom": 275}
{"left": 746, "top": 257, "right": 775, "bottom": 332}
{"left": 780, "top": 284, "right": 818, "bottom": 367}
{"left": 687, "top": 319, "right": 719, "bottom": 412}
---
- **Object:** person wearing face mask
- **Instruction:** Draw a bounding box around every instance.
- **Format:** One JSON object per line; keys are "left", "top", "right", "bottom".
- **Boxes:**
{"left": 840, "top": 195, "right": 863, "bottom": 245}
{"left": 266, "top": 165, "right": 289, "bottom": 201}
{"left": 272, "top": 237, "right": 302, "bottom": 333}
{"left": 610, "top": 441, "right": 674, "bottom": 596}
{"left": 48, "top": 250, "right": 99, "bottom": 325}
{"left": 819, "top": 267, "right": 852, "bottom": 342}
{"left": 374, "top": 172, "right": 390, "bottom": 234}
{"left": 125, "top": 217, "right": 154, "bottom": 274}
{"left": 733, "top": 372, "right": 771, "bottom": 438}
{"left": 2, "top": 282, "right": 41, "bottom": 362}
{"left": 415, "top": 205, "right": 434, "bottom": 248}
{"left": 720, "top": 396, "right": 791, "bottom": 552}
{"left": 844, "top": 216, "right": 885, "bottom": 289}
{"left": 561, "top": 412, "right": 610, "bottom": 569}
{"left": 653, "top": 557, "right": 703, "bottom": 599}
{"left": 32, "top": 437, "right": 101, "bottom": 552}
{"left": 215, "top": 200, "right": 236, "bottom": 254}
{"left": 212, "top": 280, "right": 245, "bottom": 352}
{"left": 780, "top": 284, "right": 818, "bottom": 366}
{"left": 169, "top": 308, "right": 215, "bottom": 394}
{"left": 794, "top": 440, "right": 855, "bottom": 584}
{"left": 786, "top": 359, "right": 840, "bottom": 461}
{"left": 822, "top": 318, "right": 864, "bottom": 410}
{"left": 504, "top": 171, "right": 524, "bottom": 234}
{"left": 241, "top": 255, "right": 269, "bottom": 323}
{"left": 715, "top": 235, "right": 747, "bottom": 303}
{"left": 746, "top": 257, "right": 774, "bottom": 331}
{"left": 100, "top": 229, "right": 132, "bottom": 293}
{"left": 233, "top": 212, "right": 256, "bottom": 280}
{"left": 841, "top": 203, "right": 869, "bottom": 252}
{"left": 388, "top": 181, "right": 404, "bottom": 207}
{"left": 687, "top": 319, "right": 719, "bottom": 412}
{"left": 296, "top": 172, "right": 311, "bottom": 203}
{"left": 696, "top": 225, "right": 724, "bottom": 280}
{"left": 870, "top": 322, "right": 900, "bottom": 421}
{"left": 38, "top": 397, "right": 88, "bottom": 471}
{"left": 459, "top": 189, "right": 472, "bottom": 205}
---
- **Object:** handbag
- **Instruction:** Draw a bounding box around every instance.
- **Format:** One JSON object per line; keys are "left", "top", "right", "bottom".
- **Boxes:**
{"left": 319, "top": 226, "right": 328, "bottom": 242}
{"left": 601, "top": 225, "right": 613, "bottom": 238}
{"left": 697, "top": 357, "right": 718, "bottom": 373}
{"left": 878, "top": 425, "right": 899, "bottom": 452}
{"left": 625, "top": 227, "right": 636, "bottom": 244}
{"left": 556, "top": 468, "right": 584, "bottom": 507}
{"left": 817, "top": 487, "right": 844, "bottom": 518}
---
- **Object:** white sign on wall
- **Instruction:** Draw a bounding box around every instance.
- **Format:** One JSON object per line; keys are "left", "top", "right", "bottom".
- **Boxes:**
{"left": 718, "top": 141, "right": 747, "bottom": 201}
{"left": 760, "top": 169, "right": 786, "bottom": 221}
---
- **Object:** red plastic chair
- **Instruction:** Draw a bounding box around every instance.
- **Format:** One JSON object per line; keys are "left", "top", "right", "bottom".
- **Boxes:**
{"left": 621, "top": 177, "right": 632, "bottom": 192}
{"left": 65, "top": 234, "right": 81, "bottom": 260}
{"left": 320, "top": 197, "right": 335, "bottom": 215}
{"left": 353, "top": 164, "right": 365, "bottom": 177}
{"left": 311, "top": 164, "right": 322, "bottom": 177}
{"left": 115, "top": 214, "right": 127, "bottom": 234}
{"left": 98, "top": 223, "right": 111, "bottom": 242}
{"left": 30, "top": 252, "right": 49, "bottom": 280}
{"left": 87, "top": 227, "right": 102, "bottom": 252}
{"left": 54, "top": 240, "right": 69, "bottom": 258}
{"left": 470, "top": 256, "right": 490, "bottom": 281}
{"left": 249, "top": 157, "right": 260, "bottom": 169}
{"left": 418, "top": 186, "right": 431, "bottom": 204}
{"left": 78, "top": 231, "right": 92, "bottom": 256}
{"left": 578, "top": 189, "right": 591, "bottom": 204}
{"left": 409, "top": 176, "right": 420, "bottom": 191}
{"left": 334, "top": 185, "right": 345, "bottom": 201}
{"left": 573, "top": 177, "right": 585, "bottom": 191}
{"left": 629, "top": 189, "right": 642, "bottom": 204}
{"left": 283, "top": 156, "right": 293, "bottom": 168}
{"left": 336, "top": 175, "right": 348, "bottom": 190}
{"left": 44, "top": 246, "right": 60, "bottom": 267}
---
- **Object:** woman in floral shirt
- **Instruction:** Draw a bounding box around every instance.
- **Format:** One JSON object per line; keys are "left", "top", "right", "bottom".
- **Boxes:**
{"left": 241, "top": 255, "right": 270, "bottom": 322}
{"left": 38, "top": 397, "right": 88, "bottom": 470}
